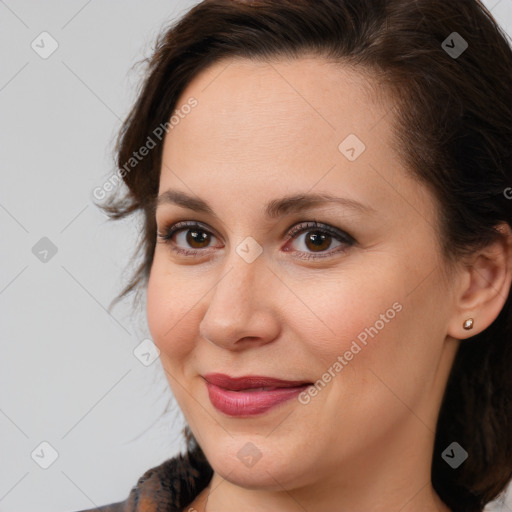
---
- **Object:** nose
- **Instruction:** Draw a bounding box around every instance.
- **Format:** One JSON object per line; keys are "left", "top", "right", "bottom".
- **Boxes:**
{"left": 198, "top": 250, "right": 281, "bottom": 351}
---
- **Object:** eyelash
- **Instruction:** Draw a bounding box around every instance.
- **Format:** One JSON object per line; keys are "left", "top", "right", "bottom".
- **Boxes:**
{"left": 156, "top": 220, "right": 356, "bottom": 260}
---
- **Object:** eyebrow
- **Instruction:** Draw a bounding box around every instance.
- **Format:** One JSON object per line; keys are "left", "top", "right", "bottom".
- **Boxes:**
{"left": 154, "top": 189, "right": 375, "bottom": 218}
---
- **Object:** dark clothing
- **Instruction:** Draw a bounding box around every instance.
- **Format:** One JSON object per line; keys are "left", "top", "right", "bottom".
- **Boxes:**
{"left": 74, "top": 452, "right": 212, "bottom": 512}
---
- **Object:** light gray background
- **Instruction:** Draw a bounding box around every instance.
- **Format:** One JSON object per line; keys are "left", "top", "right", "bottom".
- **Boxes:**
{"left": 1, "top": 1, "right": 511, "bottom": 511}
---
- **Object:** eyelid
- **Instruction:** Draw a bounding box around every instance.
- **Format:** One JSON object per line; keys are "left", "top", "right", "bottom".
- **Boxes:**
{"left": 157, "top": 219, "right": 356, "bottom": 259}
{"left": 156, "top": 221, "right": 222, "bottom": 249}
{"left": 285, "top": 220, "right": 355, "bottom": 244}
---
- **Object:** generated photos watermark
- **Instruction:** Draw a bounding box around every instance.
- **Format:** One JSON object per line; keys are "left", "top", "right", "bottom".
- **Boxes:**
{"left": 298, "top": 301, "right": 403, "bottom": 405}
{"left": 93, "top": 97, "right": 198, "bottom": 201}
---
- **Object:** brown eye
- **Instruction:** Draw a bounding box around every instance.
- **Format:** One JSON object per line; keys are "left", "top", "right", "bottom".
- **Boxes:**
{"left": 185, "top": 228, "right": 211, "bottom": 248}
{"left": 284, "top": 221, "right": 355, "bottom": 260}
{"left": 303, "top": 231, "right": 333, "bottom": 252}
{"left": 157, "top": 220, "right": 355, "bottom": 260}
{"left": 157, "top": 221, "right": 221, "bottom": 256}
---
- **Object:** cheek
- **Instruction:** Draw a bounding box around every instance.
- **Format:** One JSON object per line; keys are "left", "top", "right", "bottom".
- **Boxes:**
{"left": 313, "top": 266, "right": 444, "bottom": 410}
{"left": 295, "top": 267, "right": 405, "bottom": 365}
{"left": 293, "top": 260, "right": 435, "bottom": 421}
{"left": 295, "top": 278, "right": 426, "bottom": 434}
{"left": 146, "top": 258, "right": 198, "bottom": 361}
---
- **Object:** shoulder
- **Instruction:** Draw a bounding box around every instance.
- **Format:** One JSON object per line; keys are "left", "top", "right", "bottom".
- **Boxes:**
{"left": 71, "top": 451, "right": 213, "bottom": 512}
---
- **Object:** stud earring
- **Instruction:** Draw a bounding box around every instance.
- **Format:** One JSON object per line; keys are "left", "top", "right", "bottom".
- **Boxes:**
{"left": 463, "top": 318, "right": 474, "bottom": 330}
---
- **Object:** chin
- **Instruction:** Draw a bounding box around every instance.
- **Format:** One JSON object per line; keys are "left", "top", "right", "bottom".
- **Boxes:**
{"left": 213, "top": 458, "right": 291, "bottom": 490}
{"left": 203, "top": 437, "right": 312, "bottom": 491}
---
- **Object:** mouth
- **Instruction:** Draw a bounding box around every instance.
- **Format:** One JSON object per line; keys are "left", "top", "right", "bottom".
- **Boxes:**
{"left": 203, "top": 373, "right": 313, "bottom": 416}
{"left": 203, "top": 373, "right": 312, "bottom": 391}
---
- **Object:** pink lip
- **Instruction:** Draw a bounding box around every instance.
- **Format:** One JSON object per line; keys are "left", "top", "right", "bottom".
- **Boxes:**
{"left": 203, "top": 373, "right": 311, "bottom": 416}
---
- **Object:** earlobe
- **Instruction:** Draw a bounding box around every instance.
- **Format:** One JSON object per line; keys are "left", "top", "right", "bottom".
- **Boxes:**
{"left": 447, "top": 223, "right": 512, "bottom": 340}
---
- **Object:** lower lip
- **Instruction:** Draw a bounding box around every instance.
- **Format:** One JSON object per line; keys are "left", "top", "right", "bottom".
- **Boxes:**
{"left": 206, "top": 382, "right": 310, "bottom": 416}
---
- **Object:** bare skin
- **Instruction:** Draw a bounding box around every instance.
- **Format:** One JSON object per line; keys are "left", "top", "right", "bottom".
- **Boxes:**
{"left": 146, "top": 56, "right": 512, "bottom": 512}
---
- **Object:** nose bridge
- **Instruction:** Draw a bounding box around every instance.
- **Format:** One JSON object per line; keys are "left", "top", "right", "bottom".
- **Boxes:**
{"left": 220, "top": 249, "right": 261, "bottom": 303}
{"left": 199, "top": 244, "right": 279, "bottom": 348}
{"left": 210, "top": 245, "right": 267, "bottom": 319}
{"left": 214, "top": 230, "right": 269, "bottom": 304}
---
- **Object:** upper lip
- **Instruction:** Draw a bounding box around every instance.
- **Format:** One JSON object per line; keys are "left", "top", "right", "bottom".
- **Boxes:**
{"left": 203, "top": 373, "right": 311, "bottom": 391}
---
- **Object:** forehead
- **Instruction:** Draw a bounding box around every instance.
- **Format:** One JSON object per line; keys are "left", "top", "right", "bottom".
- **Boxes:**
{"left": 164, "top": 56, "right": 383, "bottom": 164}
{"left": 163, "top": 57, "right": 390, "bottom": 178}
{"left": 158, "top": 56, "right": 435, "bottom": 228}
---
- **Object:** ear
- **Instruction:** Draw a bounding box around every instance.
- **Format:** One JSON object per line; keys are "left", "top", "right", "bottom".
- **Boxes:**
{"left": 447, "top": 222, "right": 512, "bottom": 340}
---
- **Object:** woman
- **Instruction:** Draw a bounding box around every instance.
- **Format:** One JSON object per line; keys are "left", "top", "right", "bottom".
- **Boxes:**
{"left": 78, "top": 0, "right": 512, "bottom": 511}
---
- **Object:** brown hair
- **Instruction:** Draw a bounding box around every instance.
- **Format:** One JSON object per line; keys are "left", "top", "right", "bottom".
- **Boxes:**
{"left": 99, "top": 0, "right": 512, "bottom": 510}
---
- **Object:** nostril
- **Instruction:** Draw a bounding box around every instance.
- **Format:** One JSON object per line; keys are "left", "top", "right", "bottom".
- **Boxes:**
{"left": 240, "top": 336, "right": 259, "bottom": 342}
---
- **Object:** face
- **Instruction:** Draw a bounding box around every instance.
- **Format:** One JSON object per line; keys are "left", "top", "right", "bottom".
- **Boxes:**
{"left": 147, "top": 57, "right": 460, "bottom": 496}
